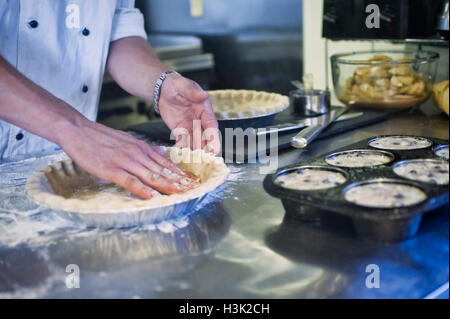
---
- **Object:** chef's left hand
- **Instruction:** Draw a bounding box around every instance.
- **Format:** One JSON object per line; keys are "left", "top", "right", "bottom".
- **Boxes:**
{"left": 158, "top": 74, "right": 221, "bottom": 154}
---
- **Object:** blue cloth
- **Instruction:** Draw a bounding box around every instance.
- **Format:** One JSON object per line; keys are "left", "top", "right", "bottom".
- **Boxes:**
{"left": 0, "top": 0, "right": 147, "bottom": 160}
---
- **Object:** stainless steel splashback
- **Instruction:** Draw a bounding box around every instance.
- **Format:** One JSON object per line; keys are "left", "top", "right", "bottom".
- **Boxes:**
{"left": 136, "top": 0, "right": 303, "bottom": 94}
{"left": 136, "top": 0, "right": 302, "bottom": 34}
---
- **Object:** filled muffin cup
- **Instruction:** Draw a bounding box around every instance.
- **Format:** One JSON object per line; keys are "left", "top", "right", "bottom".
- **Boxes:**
{"left": 392, "top": 159, "right": 449, "bottom": 185}
{"left": 274, "top": 166, "right": 348, "bottom": 191}
{"left": 325, "top": 149, "right": 395, "bottom": 168}
{"left": 343, "top": 178, "right": 427, "bottom": 209}
{"left": 368, "top": 135, "right": 433, "bottom": 151}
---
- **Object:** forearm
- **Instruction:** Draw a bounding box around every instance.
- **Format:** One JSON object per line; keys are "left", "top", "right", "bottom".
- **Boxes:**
{"left": 0, "top": 54, "right": 201, "bottom": 199}
{"left": 106, "top": 36, "right": 169, "bottom": 101}
{"left": 0, "top": 55, "right": 87, "bottom": 146}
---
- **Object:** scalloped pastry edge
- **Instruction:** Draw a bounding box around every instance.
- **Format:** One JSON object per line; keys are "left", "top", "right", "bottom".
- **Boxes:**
{"left": 208, "top": 90, "right": 289, "bottom": 119}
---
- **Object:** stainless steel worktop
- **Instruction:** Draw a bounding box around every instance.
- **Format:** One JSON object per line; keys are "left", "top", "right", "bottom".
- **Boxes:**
{"left": 0, "top": 102, "right": 448, "bottom": 299}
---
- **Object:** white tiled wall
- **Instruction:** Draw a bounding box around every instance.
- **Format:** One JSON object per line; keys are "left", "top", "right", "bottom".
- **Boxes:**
{"left": 302, "top": 0, "right": 415, "bottom": 105}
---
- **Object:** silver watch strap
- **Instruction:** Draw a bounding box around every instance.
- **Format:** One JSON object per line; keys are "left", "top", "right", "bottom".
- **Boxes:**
{"left": 153, "top": 70, "right": 179, "bottom": 114}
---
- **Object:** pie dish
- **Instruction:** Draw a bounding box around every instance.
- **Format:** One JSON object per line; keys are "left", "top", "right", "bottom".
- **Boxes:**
{"left": 207, "top": 90, "right": 289, "bottom": 120}
{"left": 25, "top": 148, "right": 229, "bottom": 227}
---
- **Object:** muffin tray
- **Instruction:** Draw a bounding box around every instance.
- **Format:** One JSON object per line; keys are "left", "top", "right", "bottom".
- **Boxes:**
{"left": 263, "top": 135, "right": 449, "bottom": 242}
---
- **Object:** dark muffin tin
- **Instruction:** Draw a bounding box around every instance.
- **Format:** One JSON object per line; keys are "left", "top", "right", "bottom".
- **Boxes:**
{"left": 264, "top": 135, "right": 449, "bottom": 242}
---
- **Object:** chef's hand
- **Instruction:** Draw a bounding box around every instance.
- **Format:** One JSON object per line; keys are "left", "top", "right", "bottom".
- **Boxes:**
{"left": 1, "top": 51, "right": 200, "bottom": 200}
{"left": 158, "top": 74, "right": 221, "bottom": 154}
{"left": 59, "top": 119, "right": 199, "bottom": 199}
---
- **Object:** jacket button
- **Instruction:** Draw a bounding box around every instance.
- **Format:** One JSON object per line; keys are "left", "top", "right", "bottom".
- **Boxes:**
{"left": 82, "top": 28, "right": 90, "bottom": 36}
{"left": 28, "top": 20, "right": 38, "bottom": 28}
{"left": 16, "top": 133, "right": 24, "bottom": 140}
{"left": 82, "top": 85, "right": 89, "bottom": 93}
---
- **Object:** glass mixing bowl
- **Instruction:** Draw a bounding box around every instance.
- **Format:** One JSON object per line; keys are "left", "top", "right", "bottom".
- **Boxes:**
{"left": 331, "top": 51, "right": 439, "bottom": 109}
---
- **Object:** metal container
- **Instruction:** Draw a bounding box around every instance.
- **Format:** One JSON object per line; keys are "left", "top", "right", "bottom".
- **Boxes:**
{"left": 263, "top": 136, "right": 449, "bottom": 242}
{"left": 289, "top": 89, "right": 331, "bottom": 117}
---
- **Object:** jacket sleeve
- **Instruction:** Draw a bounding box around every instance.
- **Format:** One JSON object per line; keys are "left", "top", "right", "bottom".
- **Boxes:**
{"left": 110, "top": 0, "right": 147, "bottom": 42}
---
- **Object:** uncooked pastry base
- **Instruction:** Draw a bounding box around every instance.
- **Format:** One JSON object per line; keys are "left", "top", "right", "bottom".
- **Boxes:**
{"left": 26, "top": 148, "right": 229, "bottom": 213}
{"left": 208, "top": 90, "right": 289, "bottom": 119}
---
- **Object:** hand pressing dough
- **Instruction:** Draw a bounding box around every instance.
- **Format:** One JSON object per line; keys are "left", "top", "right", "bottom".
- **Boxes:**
{"left": 25, "top": 148, "right": 229, "bottom": 213}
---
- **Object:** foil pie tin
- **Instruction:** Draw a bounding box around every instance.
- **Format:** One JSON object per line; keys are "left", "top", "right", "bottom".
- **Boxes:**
{"left": 37, "top": 185, "right": 226, "bottom": 229}
{"left": 53, "top": 193, "right": 207, "bottom": 229}
{"left": 264, "top": 135, "right": 449, "bottom": 242}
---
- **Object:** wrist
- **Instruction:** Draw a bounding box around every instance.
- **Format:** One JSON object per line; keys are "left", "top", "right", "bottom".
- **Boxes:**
{"left": 153, "top": 70, "right": 180, "bottom": 114}
{"left": 50, "top": 111, "right": 90, "bottom": 147}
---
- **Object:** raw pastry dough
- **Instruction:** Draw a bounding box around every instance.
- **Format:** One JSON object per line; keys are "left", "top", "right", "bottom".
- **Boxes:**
{"left": 25, "top": 148, "right": 229, "bottom": 213}
{"left": 208, "top": 90, "right": 289, "bottom": 119}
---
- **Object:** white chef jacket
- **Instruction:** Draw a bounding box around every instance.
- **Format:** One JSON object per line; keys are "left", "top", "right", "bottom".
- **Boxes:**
{"left": 0, "top": 0, "right": 147, "bottom": 160}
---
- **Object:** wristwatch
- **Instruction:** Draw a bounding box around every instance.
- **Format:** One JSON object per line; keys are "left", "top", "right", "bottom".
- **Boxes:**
{"left": 153, "top": 70, "right": 180, "bottom": 114}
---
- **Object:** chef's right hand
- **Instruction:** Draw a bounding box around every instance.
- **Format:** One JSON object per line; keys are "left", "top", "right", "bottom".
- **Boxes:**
{"left": 57, "top": 119, "right": 199, "bottom": 199}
